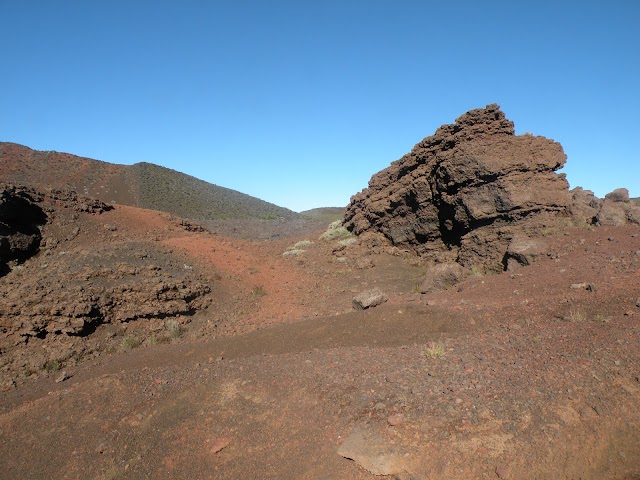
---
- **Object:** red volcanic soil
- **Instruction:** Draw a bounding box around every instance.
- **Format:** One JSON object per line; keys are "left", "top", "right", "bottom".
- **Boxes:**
{"left": 1, "top": 203, "right": 640, "bottom": 479}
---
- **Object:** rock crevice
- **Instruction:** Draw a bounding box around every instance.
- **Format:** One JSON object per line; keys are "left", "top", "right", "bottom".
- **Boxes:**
{"left": 0, "top": 185, "right": 47, "bottom": 275}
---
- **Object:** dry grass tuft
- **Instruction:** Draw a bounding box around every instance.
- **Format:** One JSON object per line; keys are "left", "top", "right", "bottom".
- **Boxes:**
{"left": 424, "top": 341, "right": 446, "bottom": 359}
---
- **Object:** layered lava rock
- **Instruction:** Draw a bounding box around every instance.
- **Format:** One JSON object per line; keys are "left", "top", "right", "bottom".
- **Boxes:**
{"left": 344, "top": 104, "right": 571, "bottom": 270}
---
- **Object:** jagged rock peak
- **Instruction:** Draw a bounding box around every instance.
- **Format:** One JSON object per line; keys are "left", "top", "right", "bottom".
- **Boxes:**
{"left": 424, "top": 103, "right": 515, "bottom": 148}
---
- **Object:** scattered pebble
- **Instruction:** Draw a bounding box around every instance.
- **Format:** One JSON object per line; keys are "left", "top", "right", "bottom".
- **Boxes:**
{"left": 387, "top": 413, "right": 404, "bottom": 426}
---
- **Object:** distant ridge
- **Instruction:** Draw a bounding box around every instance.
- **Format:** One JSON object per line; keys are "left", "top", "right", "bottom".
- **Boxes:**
{"left": 0, "top": 142, "right": 297, "bottom": 221}
{"left": 299, "top": 207, "right": 345, "bottom": 222}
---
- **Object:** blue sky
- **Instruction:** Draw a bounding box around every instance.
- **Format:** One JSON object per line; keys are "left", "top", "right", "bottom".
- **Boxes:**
{"left": 1, "top": 1, "right": 638, "bottom": 211}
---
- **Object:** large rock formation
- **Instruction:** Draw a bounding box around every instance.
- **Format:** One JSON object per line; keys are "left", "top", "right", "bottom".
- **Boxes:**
{"left": 344, "top": 105, "right": 571, "bottom": 270}
{"left": 345, "top": 104, "right": 639, "bottom": 272}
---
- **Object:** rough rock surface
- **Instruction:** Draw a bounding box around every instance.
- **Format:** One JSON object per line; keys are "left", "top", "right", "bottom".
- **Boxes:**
{"left": 1, "top": 245, "right": 211, "bottom": 338}
{"left": 0, "top": 184, "right": 212, "bottom": 379}
{"left": 344, "top": 105, "right": 638, "bottom": 272}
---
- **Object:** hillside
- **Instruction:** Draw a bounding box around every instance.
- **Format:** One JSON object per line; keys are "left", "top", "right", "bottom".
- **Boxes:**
{"left": 0, "top": 142, "right": 296, "bottom": 221}
{"left": 128, "top": 162, "right": 296, "bottom": 220}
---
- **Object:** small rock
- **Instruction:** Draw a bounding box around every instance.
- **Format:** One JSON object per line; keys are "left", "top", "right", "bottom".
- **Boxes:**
{"left": 375, "top": 402, "right": 386, "bottom": 410}
{"left": 55, "top": 371, "right": 71, "bottom": 383}
{"left": 387, "top": 413, "right": 404, "bottom": 426}
{"left": 495, "top": 464, "right": 511, "bottom": 479}
{"left": 587, "top": 283, "right": 597, "bottom": 292}
{"left": 210, "top": 436, "right": 231, "bottom": 454}
{"left": 570, "top": 283, "right": 588, "bottom": 290}
{"left": 353, "top": 288, "right": 387, "bottom": 310}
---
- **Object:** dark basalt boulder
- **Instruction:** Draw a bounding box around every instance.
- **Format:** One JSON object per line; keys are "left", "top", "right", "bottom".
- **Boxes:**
{"left": 0, "top": 185, "right": 47, "bottom": 275}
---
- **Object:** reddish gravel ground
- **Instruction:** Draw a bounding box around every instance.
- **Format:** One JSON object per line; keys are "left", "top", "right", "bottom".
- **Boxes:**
{"left": 1, "top": 205, "right": 640, "bottom": 479}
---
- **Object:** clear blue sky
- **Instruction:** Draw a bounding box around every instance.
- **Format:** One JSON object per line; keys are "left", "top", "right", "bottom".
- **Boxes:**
{"left": 1, "top": 1, "right": 638, "bottom": 211}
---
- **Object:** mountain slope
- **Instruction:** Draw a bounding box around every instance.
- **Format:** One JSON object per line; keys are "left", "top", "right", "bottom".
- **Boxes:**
{"left": 0, "top": 142, "right": 296, "bottom": 220}
{"left": 129, "top": 162, "right": 294, "bottom": 220}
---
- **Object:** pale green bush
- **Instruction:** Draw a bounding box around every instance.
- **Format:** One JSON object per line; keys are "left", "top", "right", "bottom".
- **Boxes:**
{"left": 320, "top": 220, "right": 353, "bottom": 241}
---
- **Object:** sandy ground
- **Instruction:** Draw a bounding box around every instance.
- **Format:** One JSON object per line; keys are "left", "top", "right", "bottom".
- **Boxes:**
{"left": 1, "top": 205, "right": 640, "bottom": 479}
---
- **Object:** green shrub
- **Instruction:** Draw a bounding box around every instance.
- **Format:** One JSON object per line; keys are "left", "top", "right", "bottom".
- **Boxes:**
{"left": 282, "top": 249, "right": 305, "bottom": 256}
{"left": 43, "top": 359, "right": 62, "bottom": 372}
{"left": 121, "top": 335, "right": 141, "bottom": 351}
{"left": 338, "top": 237, "right": 356, "bottom": 247}
{"left": 320, "top": 220, "right": 353, "bottom": 241}
{"left": 293, "top": 240, "right": 314, "bottom": 249}
{"left": 252, "top": 286, "right": 266, "bottom": 297}
{"left": 424, "top": 341, "right": 446, "bottom": 359}
{"left": 164, "top": 319, "right": 184, "bottom": 339}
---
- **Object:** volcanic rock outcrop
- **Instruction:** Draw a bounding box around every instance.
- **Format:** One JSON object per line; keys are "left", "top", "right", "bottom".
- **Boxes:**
{"left": 0, "top": 183, "right": 213, "bottom": 382}
{"left": 345, "top": 104, "right": 572, "bottom": 270}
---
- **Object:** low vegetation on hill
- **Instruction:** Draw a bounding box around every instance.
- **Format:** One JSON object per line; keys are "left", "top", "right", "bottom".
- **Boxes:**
{"left": 128, "top": 162, "right": 296, "bottom": 221}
